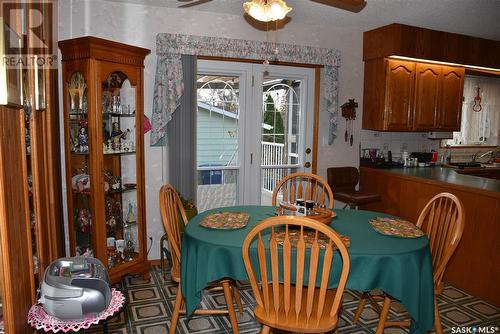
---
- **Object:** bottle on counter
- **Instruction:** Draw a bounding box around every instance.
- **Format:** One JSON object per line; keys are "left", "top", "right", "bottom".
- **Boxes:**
{"left": 445, "top": 145, "right": 452, "bottom": 164}
{"left": 402, "top": 151, "right": 409, "bottom": 167}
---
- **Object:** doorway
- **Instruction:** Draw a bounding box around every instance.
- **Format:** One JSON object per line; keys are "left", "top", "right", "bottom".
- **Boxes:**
{"left": 196, "top": 60, "right": 315, "bottom": 211}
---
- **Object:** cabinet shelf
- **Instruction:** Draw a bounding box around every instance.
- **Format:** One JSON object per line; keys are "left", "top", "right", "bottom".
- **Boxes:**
{"left": 102, "top": 112, "right": 136, "bottom": 118}
{"left": 104, "top": 150, "right": 136, "bottom": 156}
{"left": 73, "top": 185, "right": 137, "bottom": 196}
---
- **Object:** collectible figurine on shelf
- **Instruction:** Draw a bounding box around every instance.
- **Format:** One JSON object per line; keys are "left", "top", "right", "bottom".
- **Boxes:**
{"left": 77, "top": 119, "right": 89, "bottom": 153}
{"left": 76, "top": 209, "right": 92, "bottom": 233}
{"left": 110, "top": 122, "right": 130, "bottom": 151}
{"left": 126, "top": 202, "right": 137, "bottom": 223}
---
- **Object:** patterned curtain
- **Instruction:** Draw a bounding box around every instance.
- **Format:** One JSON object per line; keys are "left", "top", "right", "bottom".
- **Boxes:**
{"left": 151, "top": 33, "right": 341, "bottom": 146}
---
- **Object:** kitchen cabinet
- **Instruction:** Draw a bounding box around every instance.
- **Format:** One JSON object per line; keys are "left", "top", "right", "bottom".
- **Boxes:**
{"left": 437, "top": 66, "right": 465, "bottom": 130}
{"left": 413, "top": 63, "right": 440, "bottom": 130}
{"left": 362, "top": 58, "right": 464, "bottom": 132}
{"left": 359, "top": 167, "right": 500, "bottom": 306}
{"left": 362, "top": 58, "right": 415, "bottom": 131}
{"left": 59, "top": 36, "right": 151, "bottom": 283}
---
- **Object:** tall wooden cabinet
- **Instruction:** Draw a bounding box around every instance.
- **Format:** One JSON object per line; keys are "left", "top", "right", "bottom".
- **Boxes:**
{"left": 59, "top": 37, "right": 151, "bottom": 283}
{"left": 362, "top": 57, "right": 464, "bottom": 132}
{"left": 1, "top": 1, "right": 64, "bottom": 332}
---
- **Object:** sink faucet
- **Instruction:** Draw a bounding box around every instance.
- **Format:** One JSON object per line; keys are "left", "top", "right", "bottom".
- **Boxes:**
{"left": 471, "top": 149, "right": 495, "bottom": 163}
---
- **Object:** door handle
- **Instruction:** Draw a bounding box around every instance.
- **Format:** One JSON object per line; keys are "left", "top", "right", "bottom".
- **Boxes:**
{"left": 250, "top": 153, "right": 253, "bottom": 165}
{"left": 305, "top": 148, "right": 311, "bottom": 154}
{"left": 304, "top": 162, "right": 311, "bottom": 168}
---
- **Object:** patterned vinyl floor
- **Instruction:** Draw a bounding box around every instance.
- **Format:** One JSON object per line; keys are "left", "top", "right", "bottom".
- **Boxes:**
{"left": 86, "top": 266, "right": 500, "bottom": 334}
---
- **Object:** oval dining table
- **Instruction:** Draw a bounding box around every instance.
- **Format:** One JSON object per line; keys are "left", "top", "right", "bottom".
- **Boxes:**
{"left": 181, "top": 205, "right": 434, "bottom": 334}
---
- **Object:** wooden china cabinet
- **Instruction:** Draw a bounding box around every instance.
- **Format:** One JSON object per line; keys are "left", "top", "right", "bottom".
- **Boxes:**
{"left": 59, "top": 37, "right": 151, "bottom": 283}
{"left": 1, "top": 1, "right": 64, "bottom": 332}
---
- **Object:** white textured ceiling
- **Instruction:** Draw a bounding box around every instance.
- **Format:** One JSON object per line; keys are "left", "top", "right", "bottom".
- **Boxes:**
{"left": 105, "top": 0, "right": 500, "bottom": 40}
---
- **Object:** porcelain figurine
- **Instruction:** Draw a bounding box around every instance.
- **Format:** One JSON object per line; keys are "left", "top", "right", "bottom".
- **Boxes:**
{"left": 77, "top": 119, "right": 89, "bottom": 152}
{"left": 76, "top": 209, "right": 92, "bottom": 233}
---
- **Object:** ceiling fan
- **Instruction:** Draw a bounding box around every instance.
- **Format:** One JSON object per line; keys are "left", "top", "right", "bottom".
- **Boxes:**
{"left": 177, "top": 0, "right": 367, "bottom": 14}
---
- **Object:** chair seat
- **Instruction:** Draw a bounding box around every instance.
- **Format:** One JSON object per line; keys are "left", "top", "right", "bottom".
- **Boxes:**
{"left": 335, "top": 191, "right": 380, "bottom": 205}
{"left": 254, "top": 284, "right": 340, "bottom": 333}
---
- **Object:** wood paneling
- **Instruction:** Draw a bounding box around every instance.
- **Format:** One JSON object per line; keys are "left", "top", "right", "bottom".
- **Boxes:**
{"left": 360, "top": 167, "right": 500, "bottom": 306}
{"left": 0, "top": 106, "right": 35, "bottom": 333}
{"left": 363, "top": 23, "right": 500, "bottom": 69}
{"left": 362, "top": 58, "right": 386, "bottom": 130}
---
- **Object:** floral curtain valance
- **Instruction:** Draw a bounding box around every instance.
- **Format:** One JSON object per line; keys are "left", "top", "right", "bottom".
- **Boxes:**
{"left": 151, "top": 33, "right": 341, "bottom": 146}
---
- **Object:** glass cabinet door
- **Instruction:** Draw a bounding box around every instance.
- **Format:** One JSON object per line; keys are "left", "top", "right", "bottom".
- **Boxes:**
{"left": 67, "top": 71, "right": 93, "bottom": 256}
{"left": 101, "top": 71, "right": 139, "bottom": 269}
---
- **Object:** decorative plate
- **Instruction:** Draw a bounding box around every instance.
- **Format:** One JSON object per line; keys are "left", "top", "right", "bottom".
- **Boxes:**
{"left": 369, "top": 217, "right": 425, "bottom": 238}
{"left": 275, "top": 230, "right": 350, "bottom": 250}
{"left": 199, "top": 212, "right": 250, "bottom": 230}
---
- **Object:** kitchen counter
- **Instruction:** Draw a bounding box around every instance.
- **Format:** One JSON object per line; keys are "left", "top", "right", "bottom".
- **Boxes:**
{"left": 366, "top": 166, "right": 500, "bottom": 196}
{"left": 359, "top": 166, "right": 500, "bottom": 306}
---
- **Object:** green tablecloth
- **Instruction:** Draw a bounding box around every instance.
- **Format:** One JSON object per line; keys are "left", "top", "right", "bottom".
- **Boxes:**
{"left": 181, "top": 206, "right": 434, "bottom": 334}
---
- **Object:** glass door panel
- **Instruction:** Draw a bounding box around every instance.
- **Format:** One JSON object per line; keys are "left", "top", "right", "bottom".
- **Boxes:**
{"left": 101, "top": 72, "right": 139, "bottom": 269}
{"left": 67, "top": 71, "right": 93, "bottom": 256}
{"left": 196, "top": 61, "right": 314, "bottom": 207}
{"left": 260, "top": 76, "right": 305, "bottom": 205}
{"left": 196, "top": 74, "right": 242, "bottom": 212}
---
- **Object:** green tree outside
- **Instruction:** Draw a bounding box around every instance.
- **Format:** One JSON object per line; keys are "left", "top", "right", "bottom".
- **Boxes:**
{"left": 262, "top": 95, "right": 285, "bottom": 143}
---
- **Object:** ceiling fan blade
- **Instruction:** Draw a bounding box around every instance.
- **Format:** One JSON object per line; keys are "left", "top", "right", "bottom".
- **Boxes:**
{"left": 178, "top": 0, "right": 213, "bottom": 8}
{"left": 310, "top": 0, "right": 367, "bottom": 13}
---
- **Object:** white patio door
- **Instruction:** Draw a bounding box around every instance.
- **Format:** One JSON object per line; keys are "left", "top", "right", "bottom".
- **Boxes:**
{"left": 196, "top": 60, "right": 314, "bottom": 211}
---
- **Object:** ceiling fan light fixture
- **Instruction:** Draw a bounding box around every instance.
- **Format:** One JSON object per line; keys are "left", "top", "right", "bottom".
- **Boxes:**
{"left": 268, "top": 0, "right": 291, "bottom": 20}
{"left": 243, "top": 0, "right": 292, "bottom": 22}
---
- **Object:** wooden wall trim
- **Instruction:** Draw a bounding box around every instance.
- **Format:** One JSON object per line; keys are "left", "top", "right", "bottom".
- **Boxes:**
{"left": 363, "top": 23, "right": 500, "bottom": 69}
{"left": 312, "top": 68, "right": 321, "bottom": 174}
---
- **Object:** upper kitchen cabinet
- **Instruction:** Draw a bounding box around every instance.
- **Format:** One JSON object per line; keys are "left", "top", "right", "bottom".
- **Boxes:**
{"left": 362, "top": 58, "right": 415, "bottom": 131}
{"left": 362, "top": 23, "right": 499, "bottom": 132}
{"left": 413, "top": 63, "right": 465, "bottom": 131}
{"left": 413, "top": 63, "right": 441, "bottom": 130}
{"left": 437, "top": 66, "right": 465, "bottom": 130}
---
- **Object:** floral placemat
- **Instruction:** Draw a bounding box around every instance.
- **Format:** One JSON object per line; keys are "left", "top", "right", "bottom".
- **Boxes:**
{"left": 199, "top": 212, "right": 250, "bottom": 230}
{"left": 275, "top": 230, "right": 350, "bottom": 250}
{"left": 369, "top": 217, "right": 424, "bottom": 238}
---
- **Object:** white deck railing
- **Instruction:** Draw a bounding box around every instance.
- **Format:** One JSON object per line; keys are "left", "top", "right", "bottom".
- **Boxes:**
{"left": 261, "top": 141, "right": 285, "bottom": 192}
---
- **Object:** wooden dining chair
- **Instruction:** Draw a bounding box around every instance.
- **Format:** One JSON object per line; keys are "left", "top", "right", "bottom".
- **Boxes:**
{"left": 353, "top": 192, "right": 464, "bottom": 334}
{"left": 159, "top": 184, "right": 243, "bottom": 334}
{"left": 272, "top": 172, "right": 334, "bottom": 209}
{"left": 242, "top": 216, "right": 350, "bottom": 333}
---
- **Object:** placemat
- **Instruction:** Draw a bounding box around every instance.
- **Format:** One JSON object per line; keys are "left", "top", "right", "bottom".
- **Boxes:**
{"left": 275, "top": 230, "right": 351, "bottom": 250}
{"left": 199, "top": 212, "right": 250, "bottom": 230}
{"left": 369, "top": 217, "right": 425, "bottom": 238}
